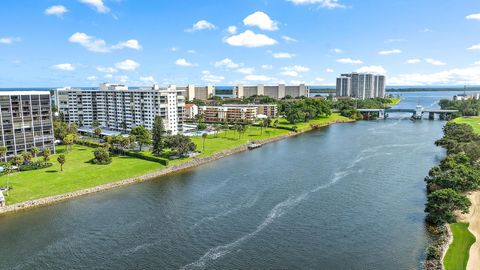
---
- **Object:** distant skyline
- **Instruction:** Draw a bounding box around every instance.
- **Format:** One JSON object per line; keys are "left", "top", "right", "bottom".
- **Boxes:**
{"left": 1, "top": 0, "right": 480, "bottom": 87}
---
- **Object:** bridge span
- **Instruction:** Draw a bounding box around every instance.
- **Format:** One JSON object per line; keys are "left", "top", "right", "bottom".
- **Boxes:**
{"left": 356, "top": 106, "right": 459, "bottom": 120}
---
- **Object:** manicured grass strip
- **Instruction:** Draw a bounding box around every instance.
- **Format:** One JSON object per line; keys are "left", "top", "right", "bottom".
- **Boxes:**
{"left": 387, "top": 97, "right": 401, "bottom": 105}
{"left": 453, "top": 117, "right": 480, "bottom": 134}
{"left": 444, "top": 223, "right": 476, "bottom": 270}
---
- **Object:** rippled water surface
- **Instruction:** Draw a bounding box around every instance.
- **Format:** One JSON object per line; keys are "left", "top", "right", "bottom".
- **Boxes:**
{"left": 0, "top": 91, "right": 459, "bottom": 269}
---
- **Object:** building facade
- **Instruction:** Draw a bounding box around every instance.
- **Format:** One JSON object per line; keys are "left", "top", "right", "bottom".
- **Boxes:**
{"left": 0, "top": 91, "right": 55, "bottom": 160}
{"left": 222, "top": 104, "right": 277, "bottom": 118}
{"left": 184, "top": 104, "right": 198, "bottom": 119}
{"left": 199, "top": 106, "right": 258, "bottom": 123}
{"left": 178, "top": 85, "right": 215, "bottom": 101}
{"left": 336, "top": 73, "right": 386, "bottom": 99}
{"left": 234, "top": 84, "right": 309, "bottom": 99}
{"left": 56, "top": 84, "right": 185, "bottom": 135}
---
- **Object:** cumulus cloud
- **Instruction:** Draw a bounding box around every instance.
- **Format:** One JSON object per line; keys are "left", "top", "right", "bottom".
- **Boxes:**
{"left": 244, "top": 74, "right": 275, "bottom": 82}
{"left": 237, "top": 67, "right": 255, "bottom": 74}
{"left": 325, "top": 68, "right": 334, "bottom": 73}
{"left": 272, "top": 52, "right": 295, "bottom": 59}
{"left": 201, "top": 70, "right": 224, "bottom": 83}
{"left": 286, "top": 0, "right": 345, "bottom": 9}
{"left": 280, "top": 65, "right": 310, "bottom": 77}
{"left": 186, "top": 20, "right": 216, "bottom": 32}
{"left": 175, "top": 58, "right": 196, "bottom": 67}
{"left": 467, "top": 44, "right": 480, "bottom": 50}
{"left": 97, "top": 66, "right": 118, "bottom": 73}
{"left": 224, "top": 30, "right": 277, "bottom": 47}
{"left": 0, "top": 37, "right": 20, "bottom": 44}
{"left": 45, "top": 5, "right": 68, "bottom": 16}
{"left": 117, "top": 75, "right": 128, "bottom": 83}
{"left": 282, "top": 36, "right": 298, "bottom": 43}
{"left": 187, "top": 49, "right": 196, "bottom": 54}
{"left": 378, "top": 49, "right": 402, "bottom": 55}
{"left": 315, "top": 77, "right": 325, "bottom": 82}
{"left": 466, "top": 13, "right": 480, "bottom": 20}
{"left": 425, "top": 58, "right": 447, "bottom": 66}
{"left": 280, "top": 70, "right": 299, "bottom": 77}
{"left": 87, "top": 75, "right": 97, "bottom": 80}
{"left": 389, "top": 66, "right": 480, "bottom": 85}
{"left": 79, "top": 0, "right": 110, "bottom": 13}
{"left": 406, "top": 59, "right": 421, "bottom": 64}
{"left": 69, "top": 32, "right": 141, "bottom": 53}
{"left": 52, "top": 63, "right": 75, "bottom": 71}
{"left": 227, "top": 26, "right": 237, "bottom": 34}
{"left": 337, "top": 58, "right": 363, "bottom": 64}
{"left": 384, "top": 38, "right": 407, "bottom": 44}
{"left": 140, "top": 76, "right": 156, "bottom": 83}
{"left": 214, "top": 58, "right": 241, "bottom": 69}
{"left": 261, "top": 64, "right": 273, "bottom": 69}
{"left": 331, "top": 48, "right": 343, "bottom": 53}
{"left": 243, "top": 11, "right": 278, "bottom": 31}
{"left": 356, "top": 65, "right": 387, "bottom": 74}
{"left": 115, "top": 59, "right": 140, "bottom": 71}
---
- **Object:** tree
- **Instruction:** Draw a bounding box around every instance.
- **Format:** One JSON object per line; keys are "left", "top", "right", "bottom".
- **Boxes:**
{"left": 166, "top": 135, "right": 196, "bottom": 157}
{"left": 94, "top": 127, "right": 102, "bottom": 141}
{"left": 92, "top": 147, "right": 111, "bottom": 165}
{"left": 202, "top": 133, "right": 208, "bottom": 152}
{"left": 31, "top": 147, "right": 40, "bottom": 159}
{"left": 12, "top": 155, "right": 24, "bottom": 166}
{"left": 57, "top": 154, "right": 66, "bottom": 172}
{"left": 43, "top": 148, "right": 51, "bottom": 162}
{"left": 0, "top": 146, "right": 7, "bottom": 162}
{"left": 425, "top": 188, "right": 471, "bottom": 225}
{"left": 21, "top": 151, "right": 32, "bottom": 163}
{"left": 92, "top": 119, "right": 100, "bottom": 128}
{"left": 130, "top": 126, "right": 151, "bottom": 151}
{"left": 63, "top": 134, "right": 75, "bottom": 152}
{"left": 213, "top": 124, "right": 221, "bottom": 137}
{"left": 151, "top": 116, "right": 166, "bottom": 156}
{"left": 3, "top": 163, "right": 12, "bottom": 196}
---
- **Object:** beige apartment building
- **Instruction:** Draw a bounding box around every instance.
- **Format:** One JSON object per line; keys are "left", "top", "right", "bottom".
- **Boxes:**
{"left": 234, "top": 84, "right": 309, "bottom": 99}
{"left": 199, "top": 106, "right": 257, "bottom": 123}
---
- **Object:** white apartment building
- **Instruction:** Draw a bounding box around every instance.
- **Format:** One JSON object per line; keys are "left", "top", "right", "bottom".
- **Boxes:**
{"left": 234, "top": 84, "right": 309, "bottom": 99}
{"left": 336, "top": 73, "right": 386, "bottom": 99}
{"left": 178, "top": 85, "right": 215, "bottom": 101}
{"left": 55, "top": 84, "right": 185, "bottom": 135}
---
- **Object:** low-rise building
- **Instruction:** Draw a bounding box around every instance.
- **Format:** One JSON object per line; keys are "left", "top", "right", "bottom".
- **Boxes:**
{"left": 178, "top": 85, "right": 215, "bottom": 101}
{"left": 199, "top": 105, "right": 257, "bottom": 123}
{"left": 0, "top": 91, "right": 55, "bottom": 161}
{"left": 234, "top": 84, "right": 309, "bottom": 99}
{"left": 185, "top": 104, "right": 198, "bottom": 119}
{"left": 222, "top": 104, "right": 277, "bottom": 118}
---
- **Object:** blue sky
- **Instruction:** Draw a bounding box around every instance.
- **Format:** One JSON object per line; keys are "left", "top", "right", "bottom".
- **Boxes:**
{"left": 1, "top": 0, "right": 480, "bottom": 87}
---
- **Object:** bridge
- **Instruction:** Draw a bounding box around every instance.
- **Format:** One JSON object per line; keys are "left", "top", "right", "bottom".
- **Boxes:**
{"left": 356, "top": 106, "right": 459, "bottom": 120}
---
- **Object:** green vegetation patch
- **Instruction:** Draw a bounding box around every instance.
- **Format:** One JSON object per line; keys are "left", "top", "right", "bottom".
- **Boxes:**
{"left": 444, "top": 223, "right": 476, "bottom": 270}
{"left": 453, "top": 117, "right": 480, "bottom": 134}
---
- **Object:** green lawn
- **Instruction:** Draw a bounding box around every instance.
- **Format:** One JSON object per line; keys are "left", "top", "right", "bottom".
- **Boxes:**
{"left": 453, "top": 117, "right": 480, "bottom": 134}
{"left": 387, "top": 97, "right": 401, "bottom": 105}
{"left": 444, "top": 223, "right": 476, "bottom": 270}
{"left": 0, "top": 114, "right": 352, "bottom": 205}
{"left": 0, "top": 145, "right": 164, "bottom": 204}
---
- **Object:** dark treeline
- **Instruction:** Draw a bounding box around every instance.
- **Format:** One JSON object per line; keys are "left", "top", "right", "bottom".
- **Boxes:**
{"left": 423, "top": 122, "right": 480, "bottom": 268}
{"left": 439, "top": 99, "right": 480, "bottom": 117}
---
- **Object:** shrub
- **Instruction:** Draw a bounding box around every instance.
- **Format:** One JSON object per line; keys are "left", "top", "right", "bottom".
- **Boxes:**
{"left": 117, "top": 149, "right": 169, "bottom": 166}
{"left": 75, "top": 139, "right": 103, "bottom": 148}
{"left": 92, "top": 147, "right": 112, "bottom": 165}
{"left": 18, "top": 161, "right": 53, "bottom": 171}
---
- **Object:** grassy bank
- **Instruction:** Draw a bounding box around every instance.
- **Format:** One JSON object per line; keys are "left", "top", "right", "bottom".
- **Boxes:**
{"left": 0, "top": 114, "right": 351, "bottom": 205}
{"left": 387, "top": 97, "right": 401, "bottom": 105}
{"left": 453, "top": 117, "right": 480, "bottom": 134}
{"left": 444, "top": 223, "right": 476, "bottom": 270}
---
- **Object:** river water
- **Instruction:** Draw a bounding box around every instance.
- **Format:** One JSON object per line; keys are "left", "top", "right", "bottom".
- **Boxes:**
{"left": 0, "top": 92, "right": 463, "bottom": 269}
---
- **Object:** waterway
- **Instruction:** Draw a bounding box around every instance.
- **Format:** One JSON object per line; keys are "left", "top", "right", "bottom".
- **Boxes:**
{"left": 0, "top": 92, "right": 460, "bottom": 269}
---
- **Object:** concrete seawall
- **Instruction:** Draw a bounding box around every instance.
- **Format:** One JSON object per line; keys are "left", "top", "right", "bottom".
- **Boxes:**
{"left": 0, "top": 120, "right": 352, "bottom": 216}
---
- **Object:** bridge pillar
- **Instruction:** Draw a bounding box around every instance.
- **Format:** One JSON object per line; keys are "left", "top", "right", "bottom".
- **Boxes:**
{"left": 439, "top": 113, "right": 446, "bottom": 120}
{"left": 429, "top": 112, "right": 434, "bottom": 120}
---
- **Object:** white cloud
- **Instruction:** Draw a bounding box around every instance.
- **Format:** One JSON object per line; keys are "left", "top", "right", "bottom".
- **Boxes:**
{"left": 117, "top": 75, "right": 128, "bottom": 83}
{"left": 243, "top": 11, "right": 278, "bottom": 31}
{"left": 201, "top": 70, "right": 224, "bottom": 83}
{"left": 315, "top": 77, "right": 325, "bottom": 82}
{"left": 389, "top": 66, "right": 480, "bottom": 85}
{"left": 115, "top": 59, "right": 140, "bottom": 71}
{"left": 272, "top": 52, "right": 295, "bottom": 59}
{"left": 378, "top": 49, "right": 402, "bottom": 55}
{"left": 282, "top": 36, "right": 298, "bottom": 42}
{"left": 384, "top": 38, "right": 407, "bottom": 44}
{"left": 97, "top": 66, "right": 118, "bottom": 73}
{"left": 356, "top": 65, "right": 387, "bottom": 74}
{"left": 280, "top": 70, "right": 299, "bottom": 77}
{"left": 79, "top": 0, "right": 110, "bottom": 13}
{"left": 282, "top": 65, "right": 310, "bottom": 73}
{"left": 467, "top": 44, "right": 480, "bottom": 50}
{"left": 244, "top": 74, "right": 275, "bottom": 82}
{"left": 421, "top": 28, "right": 433, "bottom": 33}
{"left": 69, "top": 32, "right": 141, "bottom": 53}
{"left": 286, "top": 0, "right": 345, "bottom": 9}
{"left": 325, "top": 68, "right": 334, "bottom": 73}
{"left": 140, "top": 76, "right": 156, "bottom": 83}
{"left": 45, "top": 5, "right": 68, "bottom": 16}
{"left": 331, "top": 48, "right": 343, "bottom": 53}
{"left": 425, "top": 58, "right": 447, "bottom": 66}
{"left": 52, "top": 63, "right": 75, "bottom": 71}
{"left": 171, "top": 47, "right": 178, "bottom": 52}
{"left": 104, "top": 74, "right": 113, "bottom": 79}
{"left": 186, "top": 20, "right": 216, "bottom": 32}
{"left": 474, "top": 61, "right": 480, "bottom": 65}
{"left": 406, "top": 59, "right": 421, "bottom": 64}
{"left": 87, "top": 75, "right": 97, "bottom": 80}
{"left": 227, "top": 26, "right": 237, "bottom": 34}
{"left": 261, "top": 64, "right": 273, "bottom": 69}
{"left": 175, "top": 58, "right": 196, "bottom": 67}
{"left": 224, "top": 30, "right": 277, "bottom": 47}
{"left": 0, "top": 37, "right": 20, "bottom": 44}
{"left": 337, "top": 58, "right": 363, "bottom": 64}
{"left": 466, "top": 13, "right": 480, "bottom": 20}
{"left": 187, "top": 49, "right": 196, "bottom": 54}
{"left": 214, "top": 58, "right": 241, "bottom": 69}
{"left": 237, "top": 67, "right": 255, "bottom": 74}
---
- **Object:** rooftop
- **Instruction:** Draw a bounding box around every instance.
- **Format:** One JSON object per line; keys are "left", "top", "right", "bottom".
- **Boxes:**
{"left": 0, "top": 91, "right": 51, "bottom": 96}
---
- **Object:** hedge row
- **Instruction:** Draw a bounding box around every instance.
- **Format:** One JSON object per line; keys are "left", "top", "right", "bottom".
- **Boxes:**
{"left": 75, "top": 139, "right": 103, "bottom": 148}
{"left": 19, "top": 162, "right": 53, "bottom": 171}
{"left": 117, "top": 149, "right": 169, "bottom": 166}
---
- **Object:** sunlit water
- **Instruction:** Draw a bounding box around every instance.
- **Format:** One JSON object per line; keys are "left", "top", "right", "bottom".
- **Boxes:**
{"left": 0, "top": 92, "right": 460, "bottom": 269}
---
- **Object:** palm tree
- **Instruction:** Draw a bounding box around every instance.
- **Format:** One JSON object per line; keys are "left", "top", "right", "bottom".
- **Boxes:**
{"left": 31, "top": 147, "right": 40, "bottom": 159}
{"left": 202, "top": 133, "right": 208, "bottom": 152}
{"left": 57, "top": 154, "right": 66, "bottom": 172}
{"left": 3, "top": 163, "right": 12, "bottom": 196}
{"left": 0, "top": 146, "right": 7, "bottom": 162}
{"left": 42, "top": 148, "right": 51, "bottom": 162}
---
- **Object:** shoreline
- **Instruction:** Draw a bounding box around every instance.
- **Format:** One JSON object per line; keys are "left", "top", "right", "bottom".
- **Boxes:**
{"left": 0, "top": 119, "right": 353, "bottom": 216}
{"left": 458, "top": 191, "right": 480, "bottom": 270}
